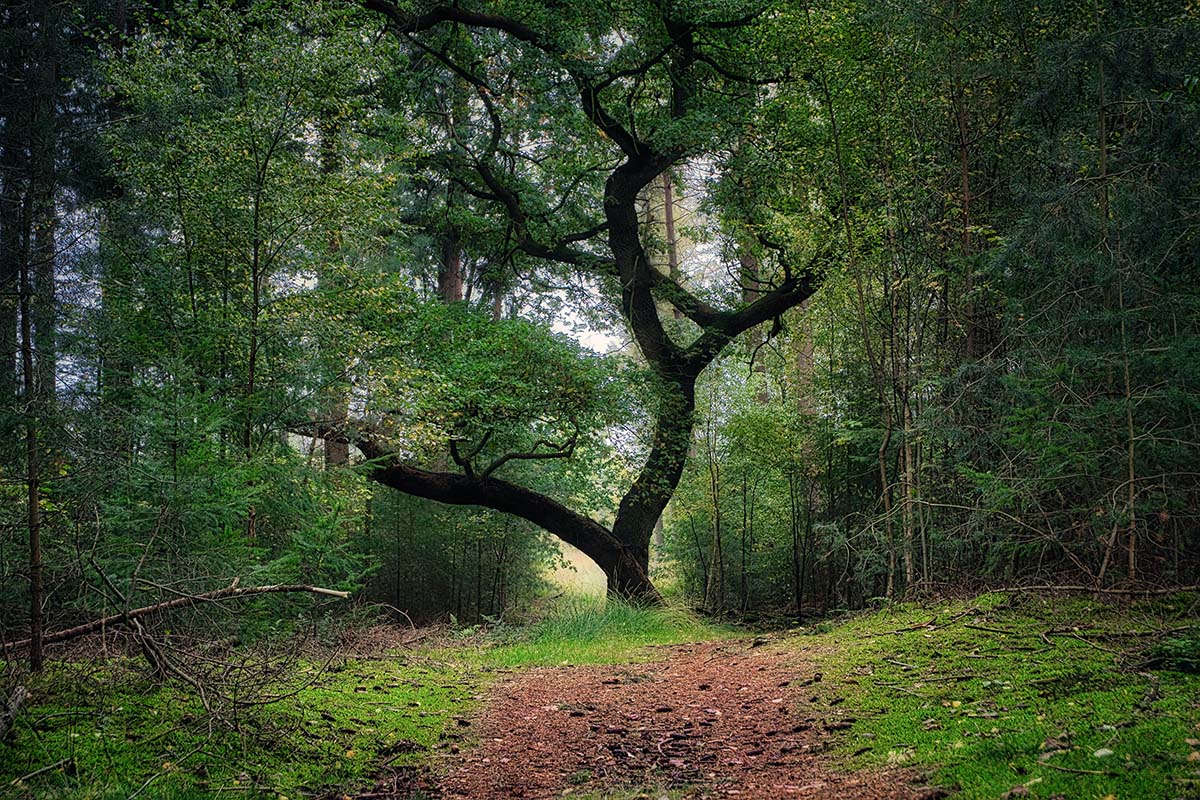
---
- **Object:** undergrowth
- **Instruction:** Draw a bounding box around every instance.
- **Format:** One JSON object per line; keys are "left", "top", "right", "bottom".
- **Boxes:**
{"left": 799, "top": 591, "right": 1200, "bottom": 800}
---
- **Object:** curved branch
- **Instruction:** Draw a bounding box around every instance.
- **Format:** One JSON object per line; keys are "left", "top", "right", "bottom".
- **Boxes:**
{"left": 646, "top": 266, "right": 724, "bottom": 327}
{"left": 364, "top": 1, "right": 566, "bottom": 55}
{"left": 357, "top": 438, "right": 611, "bottom": 550}
{"left": 481, "top": 423, "right": 579, "bottom": 478}
{"left": 684, "top": 271, "right": 820, "bottom": 372}
{"left": 449, "top": 428, "right": 492, "bottom": 478}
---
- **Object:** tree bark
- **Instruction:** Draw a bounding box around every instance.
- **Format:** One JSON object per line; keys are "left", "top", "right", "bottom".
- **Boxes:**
{"left": 19, "top": 191, "right": 43, "bottom": 672}
{"left": 319, "top": 119, "right": 350, "bottom": 467}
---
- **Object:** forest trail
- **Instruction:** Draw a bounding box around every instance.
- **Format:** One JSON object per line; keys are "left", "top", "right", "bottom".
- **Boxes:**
{"left": 431, "top": 640, "right": 931, "bottom": 799}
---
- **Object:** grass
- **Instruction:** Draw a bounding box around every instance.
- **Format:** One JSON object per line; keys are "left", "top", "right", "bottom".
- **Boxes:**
{"left": 0, "top": 598, "right": 718, "bottom": 799}
{"left": 795, "top": 591, "right": 1200, "bottom": 800}
{"left": 461, "top": 597, "right": 722, "bottom": 668}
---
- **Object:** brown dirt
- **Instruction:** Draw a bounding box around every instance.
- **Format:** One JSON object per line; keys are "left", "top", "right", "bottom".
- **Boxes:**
{"left": 431, "top": 640, "right": 937, "bottom": 799}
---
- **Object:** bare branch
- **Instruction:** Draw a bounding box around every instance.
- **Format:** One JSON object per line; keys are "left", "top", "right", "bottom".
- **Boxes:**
{"left": 4, "top": 583, "right": 349, "bottom": 652}
{"left": 481, "top": 422, "right": 580, "bottom": 478}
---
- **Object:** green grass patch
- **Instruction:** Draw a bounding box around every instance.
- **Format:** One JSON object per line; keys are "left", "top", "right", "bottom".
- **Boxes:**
{"left": 2, "top": 655, "right": 475, "bottom": 799}
{"left": 795, "top": 591, "right": 1200, "bottom": 799}
{"left": 452, "top": 597, "right": 725, "bottom": 668}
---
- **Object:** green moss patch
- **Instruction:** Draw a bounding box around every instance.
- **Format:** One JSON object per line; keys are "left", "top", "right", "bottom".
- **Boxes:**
{"left": 794, "top": 592, "right": 1200, "bottom": 799}
{"left": 2, "top": 656, "right": 475, "bottom": 799}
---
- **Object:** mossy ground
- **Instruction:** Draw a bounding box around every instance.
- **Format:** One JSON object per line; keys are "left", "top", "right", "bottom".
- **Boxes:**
{"left": 1, "top": 655, "right": 476, "bottom": 799}
{"left": 796, "top": 591, "right": 1200, "bottom": 800}
{"left": 3, "top": 594, "right": 1196, "bottom": 799}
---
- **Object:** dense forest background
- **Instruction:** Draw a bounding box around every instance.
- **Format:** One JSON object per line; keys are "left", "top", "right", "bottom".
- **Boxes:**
{"left": 2, "top": 0, "right": 1199, "bottom": 660}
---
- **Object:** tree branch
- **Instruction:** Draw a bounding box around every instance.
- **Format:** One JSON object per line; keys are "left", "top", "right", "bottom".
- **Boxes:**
{"left": 685, "top": 270, "right": 821, "bottom": 372}
{"left": 4, "top": 582, "right": 349, "bottom": 652}
{"left": 364, "top": 1, "right": 565, "bottom": 55}
{"left": 481, "top": 423, "right": 579, "bottom": 478}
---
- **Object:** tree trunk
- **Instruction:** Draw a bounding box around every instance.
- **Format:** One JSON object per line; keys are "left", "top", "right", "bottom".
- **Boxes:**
{"left": 19, "top": 191, "right": 43, "bottom": 672}
{"left": 364, "top": 448, "right": 661, "bottom": 601}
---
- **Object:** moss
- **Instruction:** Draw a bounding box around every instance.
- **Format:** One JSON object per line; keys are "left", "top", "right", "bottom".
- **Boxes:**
{"left": 1, "top": 657, "right": 475, "bottom": 799}
{"left": 794, "top": 592, "right": 1200, "bottom": 799}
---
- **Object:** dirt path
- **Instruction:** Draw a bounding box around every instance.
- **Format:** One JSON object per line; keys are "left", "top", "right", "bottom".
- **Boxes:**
{"left": 429, "top": 640, "right": 934, "bottom": 799}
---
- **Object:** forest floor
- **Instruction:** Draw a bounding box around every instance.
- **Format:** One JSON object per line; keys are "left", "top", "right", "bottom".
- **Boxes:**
{"left": 432, "top": 638, "right": 925, "bottom": 799}
{"left": 3, "top": 593, "right": 1199, "bottom": 800}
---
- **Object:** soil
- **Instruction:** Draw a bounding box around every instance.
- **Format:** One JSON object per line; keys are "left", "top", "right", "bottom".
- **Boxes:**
{"left": 409, "top": 639, "right": 940, "bottom": 799}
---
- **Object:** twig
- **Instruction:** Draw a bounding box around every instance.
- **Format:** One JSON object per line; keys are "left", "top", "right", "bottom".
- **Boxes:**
{"left": 1046, "top": 630, "right": 1123, "bottom": 654}
{"left": 996, "top": 584, "right": 1198, "bottom": 596}
{"left": 10, "top": 758, "right": 71, "bottom": 785}
{"left": 1036, "top": 762, "right": 1115, "bottom": 776}
{"left": 886, "top": 607, "right": 979, "bottom": 635}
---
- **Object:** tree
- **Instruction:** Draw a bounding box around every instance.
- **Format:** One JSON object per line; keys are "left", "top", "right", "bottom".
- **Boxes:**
{"left": 340, "top": 1, "right": 821, "bottom": 600}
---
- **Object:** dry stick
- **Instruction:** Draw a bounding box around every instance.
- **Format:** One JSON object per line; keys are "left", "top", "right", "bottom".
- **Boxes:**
{"left": 1037, "top": 762, "right": 1115, "bottom": 777}
{"left": 10, "top": 758, "right": 71, "bottom": 786}
{"left": 4, "top": 583, "right": 350, "bottom": 651}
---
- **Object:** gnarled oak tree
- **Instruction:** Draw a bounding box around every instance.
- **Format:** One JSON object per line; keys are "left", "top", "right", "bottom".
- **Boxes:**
{"left": 354, "top": 0, "right": 819, "bottom": 600}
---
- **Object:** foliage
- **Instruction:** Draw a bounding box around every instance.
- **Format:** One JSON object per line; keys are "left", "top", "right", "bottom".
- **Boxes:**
{"left": 661, "top": 0, "right": 1200, "bottom": 612}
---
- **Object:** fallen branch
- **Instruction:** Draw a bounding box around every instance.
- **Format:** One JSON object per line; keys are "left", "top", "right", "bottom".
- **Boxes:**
{"left": 964, "top": 623, "right": 1015, "bottom": 635}
{"left": 1, "top": 686, "right": 29, "bottom": 739}
{"left": 4, "top": 582, "right": 350, "bottom": 651}
{"left": 995, "top": 584, "right": 1199, "bottom": 596}
{"left": 885, "top": 607, "right": 980, "bottom": 635}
